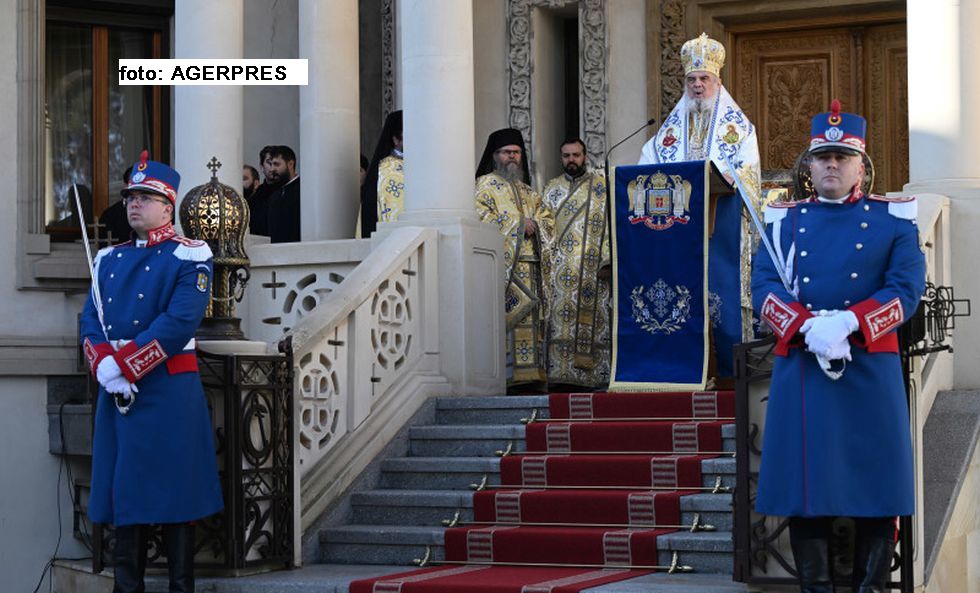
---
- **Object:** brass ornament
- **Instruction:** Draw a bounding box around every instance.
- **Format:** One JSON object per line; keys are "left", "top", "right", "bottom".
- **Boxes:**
{"left": 179, "top": 157, "right": 251, "bottom": 339}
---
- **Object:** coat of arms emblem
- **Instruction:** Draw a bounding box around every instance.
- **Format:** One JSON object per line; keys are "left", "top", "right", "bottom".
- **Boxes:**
{"left": 626, "top": 171, "right": 692, "bottom": 231}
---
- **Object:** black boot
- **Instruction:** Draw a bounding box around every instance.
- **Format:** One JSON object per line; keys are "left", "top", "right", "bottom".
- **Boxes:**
{"left": 163, "top": 523, "right": 196, "bottom": 593}
{"left": 790, "top": 536, "right": 835, "bottom": 593}
{"left": 112, "top": 524, "right": 147, "bottom": 593}
{"left": 789, "top": 517, "right": 835, "bottom": 593}
{"left": 852, "top": 536, "right": 895, "bottom": 593}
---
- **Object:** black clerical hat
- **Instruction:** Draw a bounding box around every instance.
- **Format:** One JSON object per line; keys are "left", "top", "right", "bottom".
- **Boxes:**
{"left": 475, "top": 127, "right": 531, "bottom": 184}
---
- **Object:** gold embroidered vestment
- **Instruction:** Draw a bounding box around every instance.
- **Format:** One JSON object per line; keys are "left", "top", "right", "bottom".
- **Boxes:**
{"left": 475, "top": 172, "right": 555, "bottom": 387}
{"left": 541, "top": 172, "right": 611, "bottom": 388}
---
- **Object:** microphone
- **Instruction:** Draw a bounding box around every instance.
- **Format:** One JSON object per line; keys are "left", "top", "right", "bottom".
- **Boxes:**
{"left": 606, "top": 118, "right": 657, "bottom": 166}
{"left": 604, "top": 118, "right": 657, "bottom": 256}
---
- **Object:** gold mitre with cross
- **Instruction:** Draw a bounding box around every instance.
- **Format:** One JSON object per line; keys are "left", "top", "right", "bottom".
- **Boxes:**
{"left": 681, "top": 33, "right": 726, "bottom": 77}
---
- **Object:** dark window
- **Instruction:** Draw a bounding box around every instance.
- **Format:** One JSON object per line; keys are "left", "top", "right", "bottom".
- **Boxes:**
{"left": 44, "top": 5, "right": 169, "bottom": 242}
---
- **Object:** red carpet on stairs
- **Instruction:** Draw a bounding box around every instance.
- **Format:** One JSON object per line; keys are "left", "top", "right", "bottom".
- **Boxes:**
{"left": 350, "top": 391, "right": 734, "bottom": 593}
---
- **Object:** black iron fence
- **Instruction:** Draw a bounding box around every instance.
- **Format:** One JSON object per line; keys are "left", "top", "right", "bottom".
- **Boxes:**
{"left": 733, "top": 283, "right": 969, "bottom": 591}
{"left": 89, "top": 348, "right": 294, "bottom": 575}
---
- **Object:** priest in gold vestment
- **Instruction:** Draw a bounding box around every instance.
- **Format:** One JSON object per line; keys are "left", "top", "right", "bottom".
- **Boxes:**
{"left": 475, "top": 128, "right": 555, "bottom": 392}
{"left": 359, "top": 110, "right": 404, "bottom": 238}
{"left": 541, "top": 138, "right": 610, "bottom": 390}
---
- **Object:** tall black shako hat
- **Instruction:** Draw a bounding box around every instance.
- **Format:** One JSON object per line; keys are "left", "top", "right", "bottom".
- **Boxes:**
{"left": 476, "top": 127, "right": 530, "bottom": 184}
{"left": 360, "top": 110, "right": 403, "bottom": 237}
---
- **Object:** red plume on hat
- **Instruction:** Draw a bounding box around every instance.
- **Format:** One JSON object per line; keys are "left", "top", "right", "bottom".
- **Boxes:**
{"left": 137, "top": 149, "right": 150, "bottom": 172}
{"left": 122, "top": 150, "right": 181, "bottom": 204}
{"left": 810, "top": 99, "right": 866, "bottom": 155}
{"left": 828, "top": 99, "right": 842, "bottom": 126}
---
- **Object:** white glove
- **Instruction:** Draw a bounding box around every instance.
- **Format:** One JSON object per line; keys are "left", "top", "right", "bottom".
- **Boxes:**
{"left": 821, "top": 337, "right": 853, "bottom": 362}
{"left": 104, "top": 375, "right": 134, "bottom": 399}
{"left": 96, "top": 356, "right": 124, "bottom": 387}
{"left": 800, "top": 311, "right": 859, "bottom": 358}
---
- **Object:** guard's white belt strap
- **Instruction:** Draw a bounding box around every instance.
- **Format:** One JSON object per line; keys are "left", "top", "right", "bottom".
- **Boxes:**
{"left": 111, "top": 338, "right": 196, "bottom": 351}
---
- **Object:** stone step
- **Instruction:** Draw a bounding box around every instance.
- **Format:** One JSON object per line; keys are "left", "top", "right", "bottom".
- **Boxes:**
{"left": 55, "top": 560, "right": 747, "bottom": 593}
{"left": 657, "top": 531, "right": 734, "bottom": 574}
{"left": 347, "top": 489, "right": 732, "bottom": 531}
{"left": 434, "top": 395, "right": 550, "bottom": 425}
{"left": 350, "top": 490, "right": 474, "bottom": 526}
{"left": 378, "top": 456, "right": 736, "bottom": 491}
{"left": 379, "top": 457, "right": 501, "bottom": 490}
{"left": 721, "top": 423, "right": 735, "bottom": 452}
{"left": 408, "top": 424, "right": 527, "bottom": 457}
{"left": 590, "top": 571, "right": 747, "bottom": 592}
{"left": 680, "top": 493, "right": 733, "bottom": 532}
{"left": 701, "top": 457, "right": 735, "bottom": 489}
{"left": 318, "top": 525, "right": 444, "bottom": 565}
{"left": 319, "top": 523, "right": 735, "bottom": 571}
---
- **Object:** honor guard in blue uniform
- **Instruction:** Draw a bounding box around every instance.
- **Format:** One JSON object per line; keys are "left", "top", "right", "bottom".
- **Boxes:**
{"left": 752, "top": 102, "right": 925, "bottom": 593}
{"left": 81, "top": 151, "right": 223, "bottom": 593}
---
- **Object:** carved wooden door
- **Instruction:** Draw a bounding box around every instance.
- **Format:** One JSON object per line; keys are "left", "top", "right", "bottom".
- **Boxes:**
{"left": 732, "top": 22, "right": 908, "bottom": 194}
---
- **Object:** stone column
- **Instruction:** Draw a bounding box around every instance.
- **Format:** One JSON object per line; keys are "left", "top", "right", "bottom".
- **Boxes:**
{"left": 906, "top": 2, "right": 980, "bottom": 587}
{"left": 398, "top": 0, "right": 477, "bottom": 220}
{"left": 383, "top": 0, "right": 505, "bottom": 395}
{"left": 906, "top": 0, "right": 980, "bottom": 390}
{"left": 173, "top": 0, "right": 243, "bottom": 206}
{"left": 298, "top": 0, "right": 360, "bottom": 240}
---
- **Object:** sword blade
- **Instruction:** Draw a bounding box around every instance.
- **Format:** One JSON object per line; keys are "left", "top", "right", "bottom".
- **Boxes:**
{"left": 723, "top": 158, "right": 794, "bottom": 294}
{"left": 73, "top": 184, "right": 109, "bottom": 342}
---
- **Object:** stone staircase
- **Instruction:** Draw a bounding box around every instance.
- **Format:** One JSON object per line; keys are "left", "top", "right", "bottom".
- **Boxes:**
{"left": 318, "top": 395, "right": 737, "bottom": 575}
{"left": 55, "top": 394, "right": 745, "bottom": 593}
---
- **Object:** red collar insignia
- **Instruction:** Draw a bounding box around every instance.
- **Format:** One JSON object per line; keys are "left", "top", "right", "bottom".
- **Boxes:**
{"left": 146, "top": 223, "right": 176, "bottom": 246}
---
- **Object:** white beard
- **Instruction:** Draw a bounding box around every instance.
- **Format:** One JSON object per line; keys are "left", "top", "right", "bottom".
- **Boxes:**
{"left": 685, "top": 96, "right": 714, "bottom": 116}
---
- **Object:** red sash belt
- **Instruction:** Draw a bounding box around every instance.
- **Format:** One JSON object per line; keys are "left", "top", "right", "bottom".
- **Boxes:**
{"left": 166, "top": 352, "right": 199, "bottom": 374}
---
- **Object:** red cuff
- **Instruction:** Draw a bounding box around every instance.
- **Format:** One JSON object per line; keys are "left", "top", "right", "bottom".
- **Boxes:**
{"left": 849, "top": 298, "right": 903, "bottom": 353}
{"left": 760, "top": 293, "right": 813, "bottom": 356}
{"left": 83, "top": 338, "right": 115, "bottom": 376}
{"left": 112, "top": 339, "right": 168, "bottom": 382}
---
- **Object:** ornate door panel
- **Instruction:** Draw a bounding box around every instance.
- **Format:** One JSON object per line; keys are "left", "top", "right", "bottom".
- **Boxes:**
{"left": 733, "top": 28, "right": 858, "bottom": 170}
{"left": 733, "top": 23, "right": 908, "bottom": 194}
{"left": 864, "top": 23, "right": 908, "bottom": 194}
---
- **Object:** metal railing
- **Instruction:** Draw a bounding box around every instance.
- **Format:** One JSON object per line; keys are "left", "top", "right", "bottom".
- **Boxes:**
{"left": 732, "top": 335, "right": 914, "bottom": 591}
{"left": 90, "top": 348, "right": 294, "bottom": 574}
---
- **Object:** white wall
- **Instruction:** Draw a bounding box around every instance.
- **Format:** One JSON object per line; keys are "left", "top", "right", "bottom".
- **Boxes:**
{"left": 243, "top": 0, "right": 300, "bottom": 176}
{"left": 606, "top": 0, "right": 647, "bottom": 166}
{"left": 1, "top": 0, "right": 91, "bottom": 586}
{"left": 906, "top": 0, "right": 980, "bottom": 388}
{"left": 472, "top": 0, "right": 509, "bottom": 168}
{"left": 926, "top": 438, "right": 980, "bottom": 593}
{"left": 0, "top": 378, "right": 88, "bottom": 593}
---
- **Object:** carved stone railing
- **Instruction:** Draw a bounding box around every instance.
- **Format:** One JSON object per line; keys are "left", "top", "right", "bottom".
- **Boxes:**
{"left": 733, "top": 193, "right": 961, "bottom": 592}
{"left": 243, "top": 228, "right": 451, "bottom": 544}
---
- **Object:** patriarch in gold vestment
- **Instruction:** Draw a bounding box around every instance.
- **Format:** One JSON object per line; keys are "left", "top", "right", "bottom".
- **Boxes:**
{"left": 541, "top": 138, "right": 611, "bottom": 390}
{"left": 639, "top": 33, "right": 761, "bottom": 342}
{"left": 475, "top": 128, "right": 555, "bottom": 391}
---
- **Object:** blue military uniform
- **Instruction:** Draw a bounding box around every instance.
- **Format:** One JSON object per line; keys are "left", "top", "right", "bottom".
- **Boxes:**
{"left": 81, "top": 154, "right": 223, "bottom": 532}
{"left": 81, "top": 222, "right": 224, "bottom": 526}
{"left": 752, "top": 98, "right": 919, "bottom": 593}
{"left": 753, "top": 193, "right": 925, "bottom": 517}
